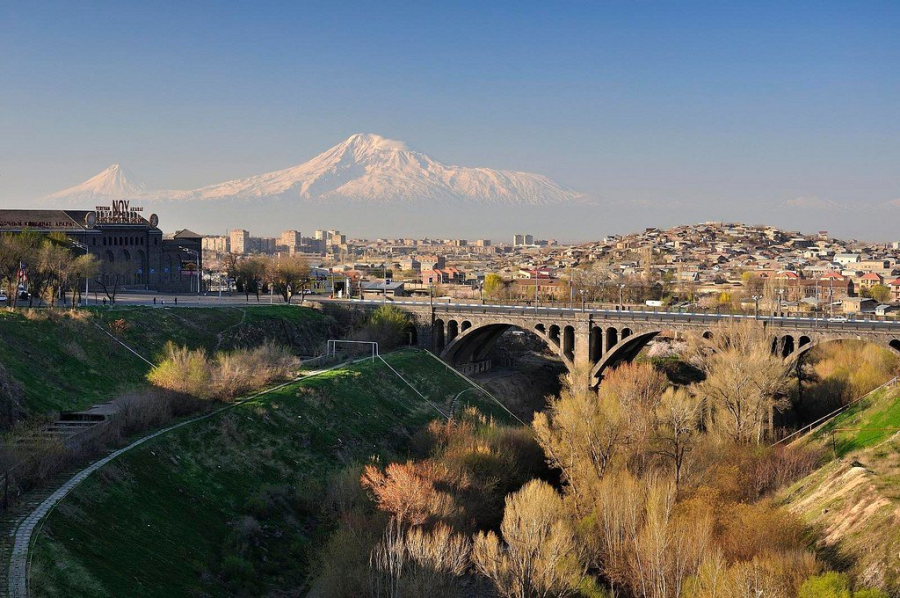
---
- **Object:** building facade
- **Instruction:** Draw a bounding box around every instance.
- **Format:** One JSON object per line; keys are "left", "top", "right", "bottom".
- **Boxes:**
{"left": 229, "top": 229, "right": 250, "bottom": 255}
{"left": 0, "top": 207, "right": 201, "bottom": 292}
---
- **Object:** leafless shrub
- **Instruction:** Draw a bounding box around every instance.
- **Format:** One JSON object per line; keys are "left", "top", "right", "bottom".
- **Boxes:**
{"left": 371, "top": 518, "right": 471, "bottom": 598}
{"left": 148, "top": 341, "right": 298, "bottom": 401}
{"left": 61, "top": 340, "right": 88, "bottom": 363}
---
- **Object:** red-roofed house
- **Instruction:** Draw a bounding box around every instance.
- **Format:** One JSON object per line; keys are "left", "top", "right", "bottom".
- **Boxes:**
{"left": 858, "top": 272, "right": 884, "bottom": 292}
{"left": 775, "top": 271, "right": 801, "bottom": 280}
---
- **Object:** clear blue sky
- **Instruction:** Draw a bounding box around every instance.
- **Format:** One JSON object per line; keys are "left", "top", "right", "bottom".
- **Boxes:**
{"left": 1, "top": 1, "right": 898, "bottom": 238}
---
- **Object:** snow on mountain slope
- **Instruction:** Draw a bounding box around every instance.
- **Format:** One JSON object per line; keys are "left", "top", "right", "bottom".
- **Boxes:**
{"left": 44, "top": 164, "right": 150, "bottom": 205}
{"left": 183, "top": 133, "right": 583, "bottom": 205}
{"left": 44, "top": 134, "right": 585, "bottom": 206}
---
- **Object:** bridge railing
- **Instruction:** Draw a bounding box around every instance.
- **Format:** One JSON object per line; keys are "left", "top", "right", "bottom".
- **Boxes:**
{"left": 312, "top": 298, "right": 900, "bottom": 330}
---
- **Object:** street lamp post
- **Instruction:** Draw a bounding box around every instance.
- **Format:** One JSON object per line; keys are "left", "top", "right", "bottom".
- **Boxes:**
{"left": 580, "top": 288, "right": 586, "bottom": 312}
{"left": 752, "top": 295, "right": 760, "bottom": 320}
{"left": 618, "top": 283, "right": 625, "bottom": 309}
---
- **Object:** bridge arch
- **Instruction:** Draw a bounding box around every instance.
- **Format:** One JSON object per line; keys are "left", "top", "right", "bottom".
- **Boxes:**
{"left": 789, "top": 335, "right": 900, "bottom": 363}
{"left": 447, "top": 320, "right": 459, "bottom": 344}
{"left": 441, "top": 321, "right": 574, "bottom": 371}
{"left": 590, "top": 326, "right": 604, "bottom": 362}
{"left": 548, "top": 324, "right": 561, "bottom": 348}
{"left": 590, "top": 330, "right": 661, "bottom": 385}
{"left": 563, "top": 325, "right": 575, "bottom": 361}
{"left": 779, "top": 335, "right": 795, "bottom": 358}
{"left": 606, "top": 327, "right": 618, "bottom": 351}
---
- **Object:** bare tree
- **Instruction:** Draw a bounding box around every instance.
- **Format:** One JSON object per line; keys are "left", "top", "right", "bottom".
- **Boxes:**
{"left": 268, "top": 255, "right": 310, "bottom": 303}
{"left": 0, "top": 232, "right": 41, "bottom": 307}
{"left": 533, "top": 364, "right": 628, "bottom": 509}
{"left": 534, "top": 362, "right": 668, "bottom": 510}
{"left": 652, "top": 387, "right": 701, "bottom": 488}
{"left": 71, "top": 253, "right": 99, "bottom": 306}
{"left": 234, "top": 256, "right": 268, "bottom": 302}
{"left": 472, "top": 480, "right": 582, "bottom": 598}
{"left": 94, "top": 258, "right": 130, "bottom": 304}
{"left": 690, "top": 321, "right": 791, "bottom": 443}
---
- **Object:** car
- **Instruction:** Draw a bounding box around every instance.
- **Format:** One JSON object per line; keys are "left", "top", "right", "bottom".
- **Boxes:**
{"left": 827, "top": 316, "right": 848, "bottom": 323}
{"left": 0, "top": 293, "right": 7, "bottom": 305}
{"left": 18, "top": 291, "right": 30, "bottom": 301}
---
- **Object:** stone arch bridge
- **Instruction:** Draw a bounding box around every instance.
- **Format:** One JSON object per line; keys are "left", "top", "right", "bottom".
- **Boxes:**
{"left": 317, "top": 300, "right": 900, "bottom": 387}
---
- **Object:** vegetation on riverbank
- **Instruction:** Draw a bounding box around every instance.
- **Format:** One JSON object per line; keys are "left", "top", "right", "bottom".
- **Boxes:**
{"left": 30, "top": 350, "right": 503, "bottom": 597}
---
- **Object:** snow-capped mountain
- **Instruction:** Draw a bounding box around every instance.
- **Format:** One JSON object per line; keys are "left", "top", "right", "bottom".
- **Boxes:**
{"left": 44, "top": 134, "right": 585, "bottom": 206}
{"left": 44, "top": 164, "right": 150, "bottom": 205}
{"left": 181, "top": 133, "right": 583, "bottom": 205}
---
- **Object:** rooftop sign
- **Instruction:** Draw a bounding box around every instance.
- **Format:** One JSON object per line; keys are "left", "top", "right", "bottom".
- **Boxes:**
{"left": 93, "top": 200, "right": 149, "bottom": 225}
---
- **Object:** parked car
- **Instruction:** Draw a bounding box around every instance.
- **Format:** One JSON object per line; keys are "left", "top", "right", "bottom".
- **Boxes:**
{"left": 0, "top": 293, "right": 7, "bottom": 305}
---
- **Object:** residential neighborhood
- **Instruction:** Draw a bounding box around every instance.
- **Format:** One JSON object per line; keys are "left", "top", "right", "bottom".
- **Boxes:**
{"left": 201, "top": 222, "right": 900, "bottom": 316}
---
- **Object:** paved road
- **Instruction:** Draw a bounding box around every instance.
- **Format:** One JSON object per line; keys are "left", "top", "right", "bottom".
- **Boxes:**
{"left": 317, "top": 297, "right": 900, "bottom": 332}
{"left": 86, "top": 293, "right": 900, "bottom": 333}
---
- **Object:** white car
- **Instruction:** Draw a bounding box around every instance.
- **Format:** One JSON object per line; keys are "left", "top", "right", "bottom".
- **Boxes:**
{"left": 0, "top": 293, "right": 6, "bottom": 305}
{"left": 827, "top": 316, "right": 848, "bottom": 323}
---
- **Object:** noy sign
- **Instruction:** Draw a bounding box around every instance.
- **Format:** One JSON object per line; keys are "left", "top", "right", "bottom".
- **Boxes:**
{"left": 94, "top": 201, "right": 145, "bottom": 225}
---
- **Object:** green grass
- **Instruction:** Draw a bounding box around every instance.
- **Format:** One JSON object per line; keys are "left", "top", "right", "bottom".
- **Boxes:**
{"left": 0, "top": 306, "right": 335, "bottom": 416}
{"left": 0, "top": 310, "right": 149, "bottom": 415}
{"left": 30, "top": 350, "right": 512, "bottom": 597}
{"left": 89, "top": 305, "right": 335, "bottom": 360}
{"left": 812, "top": 386, "right": 900, "bottom": 457}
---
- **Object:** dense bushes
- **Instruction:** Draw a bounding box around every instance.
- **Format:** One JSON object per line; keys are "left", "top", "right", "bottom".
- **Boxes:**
{"left": 309, "top": 320, "right": 892, "bottom": 597}
{"left": 797, "top": 340, "right": 900, "bottom": 418}
{"left": 349, "top": 305, "right": 414, "bottom": 351}
{"left": 148, "top": 341, "right": 297, "bottom": 400}
{"left": 312, "top": 408, "right": 547, "bottom": 596}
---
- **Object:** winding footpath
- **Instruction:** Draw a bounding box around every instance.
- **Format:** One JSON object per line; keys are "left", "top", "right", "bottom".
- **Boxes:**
{"left": 5, "top": 362, "right": 342, "bottom": 598}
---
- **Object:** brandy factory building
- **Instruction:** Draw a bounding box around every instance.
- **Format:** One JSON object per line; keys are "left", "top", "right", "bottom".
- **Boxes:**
{"left": 0, "top": 205, "right": 202, "bottom": 293}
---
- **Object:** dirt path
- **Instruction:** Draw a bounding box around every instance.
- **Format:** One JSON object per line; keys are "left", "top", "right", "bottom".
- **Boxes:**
{"left": 214, "top": 308, "right": 248, "bottom": 351}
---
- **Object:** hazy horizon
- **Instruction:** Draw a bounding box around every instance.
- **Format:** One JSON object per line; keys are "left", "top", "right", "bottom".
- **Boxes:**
{"left": 2, "top": 1, "right": 898, "bottom": 241}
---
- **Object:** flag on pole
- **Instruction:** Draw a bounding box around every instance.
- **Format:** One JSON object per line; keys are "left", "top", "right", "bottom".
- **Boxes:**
{"left": 17, "top": 261, "right": 27, "bottom": 283}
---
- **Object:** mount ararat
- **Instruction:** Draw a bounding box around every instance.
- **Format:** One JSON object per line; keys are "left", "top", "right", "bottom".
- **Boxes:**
{"left": 44, "top": 134, "right": 586, "bottom": 207}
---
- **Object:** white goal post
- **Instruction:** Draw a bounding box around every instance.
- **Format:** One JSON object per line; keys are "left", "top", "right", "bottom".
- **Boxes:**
{"left": 326, "top": 339, "right": 379, "bottom": 362}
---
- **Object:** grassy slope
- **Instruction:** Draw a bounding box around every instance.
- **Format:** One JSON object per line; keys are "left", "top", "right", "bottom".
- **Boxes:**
{"left": 0, "top": 306, "right": 334, "bottom": 415}
{"left": 781, "top": 385, "right": 900, "bottom": 592}
{"left": 31, "top": 350, "right": 510, "bottom": 597}
{"left": 810, "top": 384, "right": 900, "bottom": 457}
